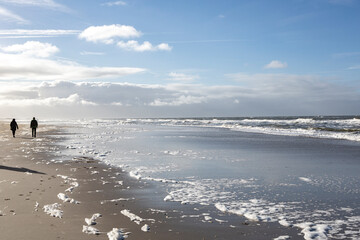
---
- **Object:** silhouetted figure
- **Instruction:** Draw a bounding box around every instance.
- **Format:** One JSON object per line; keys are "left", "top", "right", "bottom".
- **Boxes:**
{"left": 10, "top": 119, "right": 18, "bottom": 138}
{"left": 30, "top": 117, "right": 38, "bottom": 138}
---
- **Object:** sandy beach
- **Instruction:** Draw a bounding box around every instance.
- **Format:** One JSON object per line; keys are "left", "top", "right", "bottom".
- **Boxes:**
{"left": 0, "top": 0, "right": 359, "bottom": 239}
{"left": 0, "top": 121, "right": 308, "bottom": 240}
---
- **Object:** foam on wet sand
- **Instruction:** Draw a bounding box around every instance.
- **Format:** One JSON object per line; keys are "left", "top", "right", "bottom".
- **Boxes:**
{"left": 43, "top": 203, "right": 63, "bottom": 218}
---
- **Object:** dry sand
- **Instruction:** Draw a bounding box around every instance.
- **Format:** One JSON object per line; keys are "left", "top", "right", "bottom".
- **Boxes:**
{"left": 0, "top": 122, "right": 302, "bottom": 240}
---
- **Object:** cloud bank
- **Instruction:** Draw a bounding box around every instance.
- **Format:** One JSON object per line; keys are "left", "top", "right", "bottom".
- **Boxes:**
{"left": 0, "top": 74, "right": 358, "bottom": 118}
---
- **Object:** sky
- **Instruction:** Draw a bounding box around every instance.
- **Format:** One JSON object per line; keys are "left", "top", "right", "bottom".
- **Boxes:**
{"left": 0, "top": 0, "right": 359, "bottom": 119}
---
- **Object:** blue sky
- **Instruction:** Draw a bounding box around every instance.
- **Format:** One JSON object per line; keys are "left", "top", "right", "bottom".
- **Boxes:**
{"left": 0, "top": 0, "right": 359, "bottom": 118}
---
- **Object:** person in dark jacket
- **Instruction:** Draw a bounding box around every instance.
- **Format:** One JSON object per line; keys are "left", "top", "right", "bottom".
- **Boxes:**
{"left": 10, "top": 119, "right": 19, "bottom": 138}
{"left": 30, "top": 117, "right": 38, "bottom": 138}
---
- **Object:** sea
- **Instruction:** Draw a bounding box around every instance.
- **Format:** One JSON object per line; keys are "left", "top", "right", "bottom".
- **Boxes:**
{"left": 50, "top": 116, "right": 360, "bottom": 239}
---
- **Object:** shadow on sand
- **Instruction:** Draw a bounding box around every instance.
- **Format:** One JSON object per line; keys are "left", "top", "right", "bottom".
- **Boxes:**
{"left": 0, "top": 165, "right": 45, "bottom": 175}
{"left": 18, "top": 137, "right": 35, "bottom": 140}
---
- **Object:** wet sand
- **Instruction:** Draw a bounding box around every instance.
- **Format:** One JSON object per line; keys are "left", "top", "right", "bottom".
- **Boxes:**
{"left": 0, "top": 122, "right": 302, "bottom": 240}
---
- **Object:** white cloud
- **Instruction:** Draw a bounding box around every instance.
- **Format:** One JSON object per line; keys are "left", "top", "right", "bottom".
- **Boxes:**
{"left": 79, "top": 24, "right": 142, "bottom": 44}
{"left": 265, "top": 60, "right": 288, "bottom": 69}
{"left": 0, "top": 51, "right": 145, "bottom": 81}
{"left": 0, "top": 93, "right": 96, "bottom": 107}
{"left": 2, "top": 41, "right": 59, "bottom": 58}
{"left": 0, "top": 29, "right": 79, "bottom": 38}
{"left": 0, "top": 0, "right": 70, "bottom": 12}
{"left": 117, "top": 40, "right": 172, "bottom": 52}
{"left": 79, "top": 25, "right": 172, "bottom": 52}
{"left": 168, "top": 72, "right": 199, "bottom": 82}
{"left": 102, "top": 1, "right": 127, "bottom": 6}
{"left": 157, "top": 43, "right": 172, "bottom": 51}
{"left": 117, "top": 40, "right": 152, "bottom": 51}
{"left": 80, "top": 51, "right": 105, "bottom": 56}
{"left": 0, "top": 6, "right": 29, "bottom": 24}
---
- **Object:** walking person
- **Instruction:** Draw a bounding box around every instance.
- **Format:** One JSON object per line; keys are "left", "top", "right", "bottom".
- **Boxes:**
{"left": 10, "top": 119, "right": 19, "bottom": 138}
{"left": 30, "top": 117, "right": 38, "bottom": 138}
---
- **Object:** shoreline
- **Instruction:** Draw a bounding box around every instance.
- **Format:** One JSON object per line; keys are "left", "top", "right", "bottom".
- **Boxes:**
{"left": 0, "top": 122, "right": 303, "bottom": 239}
